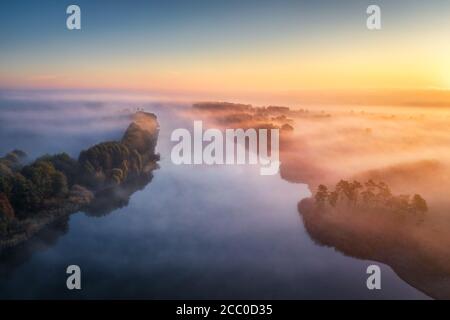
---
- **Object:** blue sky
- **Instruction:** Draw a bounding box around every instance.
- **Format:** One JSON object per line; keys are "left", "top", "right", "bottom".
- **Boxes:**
{"left": 1, "top": 0, "right": 449, "bottom": 102}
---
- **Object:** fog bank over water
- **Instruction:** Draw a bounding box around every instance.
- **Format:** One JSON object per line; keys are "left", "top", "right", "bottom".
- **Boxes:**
{"left": 182, "top": 101, "right": 450, "bottom": 299}
{"left": 0, "top": 94, "right": 436, "bottom": 299}
{"left": 3, "top": 89, "right": 450, "bottom": 110}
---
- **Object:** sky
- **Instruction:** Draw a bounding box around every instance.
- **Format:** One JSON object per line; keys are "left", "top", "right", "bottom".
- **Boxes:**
{"left": 0, "top": 0, "right": 449, "bottom": 106}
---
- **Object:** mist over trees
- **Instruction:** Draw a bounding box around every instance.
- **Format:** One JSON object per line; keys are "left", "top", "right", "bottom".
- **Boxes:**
{"left": 314, "top": 179, "right": 428, "bottom": 216}
{"left": 0, "top": 112, "right": 159, "bottom": 244}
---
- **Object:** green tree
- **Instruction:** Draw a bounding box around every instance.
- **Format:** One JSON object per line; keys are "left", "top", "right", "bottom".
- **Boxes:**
{"left": 10, "top": 173, "right": 41, "bottom": 218}
{"left": 22, "top": 161, "right": 55, "bottom": 197}
{"left": 51, "top": 171, "right": 69, "bottom": 197}
{"left": 21, "top": 160, "right": 70, "bottom": 199}
{"left": 0, "top": 175, "right": 13, "bottom": 196}
{"left": 37, "top": 153, "right": 78, "bottom": 186}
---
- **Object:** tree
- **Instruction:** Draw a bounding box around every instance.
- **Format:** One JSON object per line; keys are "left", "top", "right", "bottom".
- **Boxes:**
{"left": 0, "top": 192, "right": 14, "bottom": 236}
{"left": 315, "top": 185, "right": 328, "bottom": 206}
{"left": 51, "top": 171, "right": 69, "bottom": 197}
{"left": 0, "top": 163, "right": 13, "bottom": 177}
{"left": 9, "top": 173, "right": 41, "bottom": 218}
{"left": 19, "top": 160, "right": 69, "bottom": 200}
{"left": 111, "top": 168, "right": 124, "bottom": 184}
{"left": 313, "top": 179, "right": 428, "bottom": 219}
{"left": 361, "top": 180, "right": 377, "bottom": 206}
{"left": 22, "top": 161, "right": 55, "bottom": 197}
{"left": 0, "top": 175, "right": 13, "bottom": 196}
{"left": 375, "top": 181, "right": 392, "bottom": 205}
{"left": 336, "top": 180, "right": 362, "bottom": 205}
{"left": 38, "top": 153, "right": 79, "bottom": 186}
{"left": 0, "top": 150, "right": 27, "bottom": 172}
{"left": 349, "top": 180, "right": 363, "bottom": 204}
{"left": 335, "top": 180, "right": 350, "bottom": 201}
{"left": 411, "top": 194, "right": 428, "bottom": 214}
{"left": 328, "top": 191, "right": 338, "bottom": 207}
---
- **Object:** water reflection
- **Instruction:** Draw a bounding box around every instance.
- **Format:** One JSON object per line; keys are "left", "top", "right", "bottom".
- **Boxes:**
{"left": 187, "top": 102, "right": 450, "bottom": 299}
{"left": 0, "top": 218, "right": 69, "bottom": 278}
{"left": 0, "top": 98, "right": 439, "bottom": 299}
{"left": 84, "top": 173, "right": 156, "bottom": 217}
{"left": 0, "top": 173, "right": 158, "bottom": 277}
{"left": 0, "top": 106, "right": 160, "bottom": 273}
{"left": 298, "top": 197, "right": 450, "bottom": 299}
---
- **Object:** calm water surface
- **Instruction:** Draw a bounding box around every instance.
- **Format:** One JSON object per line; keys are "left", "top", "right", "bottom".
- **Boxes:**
{"left": 0, "top": 96, "right": 428, "bottom": 299}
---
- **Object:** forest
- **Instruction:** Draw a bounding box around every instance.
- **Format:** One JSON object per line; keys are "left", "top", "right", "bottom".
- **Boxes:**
{"left": 0, "top": 111, "right": 159, "bottom": 245}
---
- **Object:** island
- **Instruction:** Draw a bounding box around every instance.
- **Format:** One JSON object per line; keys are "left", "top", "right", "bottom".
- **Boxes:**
{"left": 0, "top": 111, "right": 160, "bottom": 248}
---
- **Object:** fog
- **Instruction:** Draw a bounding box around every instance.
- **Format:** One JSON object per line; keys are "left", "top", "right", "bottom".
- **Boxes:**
{"left": 185, "top": 102, "right": 450, "bottom": 298}
{"left": 1, "top": 96, "right": 449, "bottom": 298}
